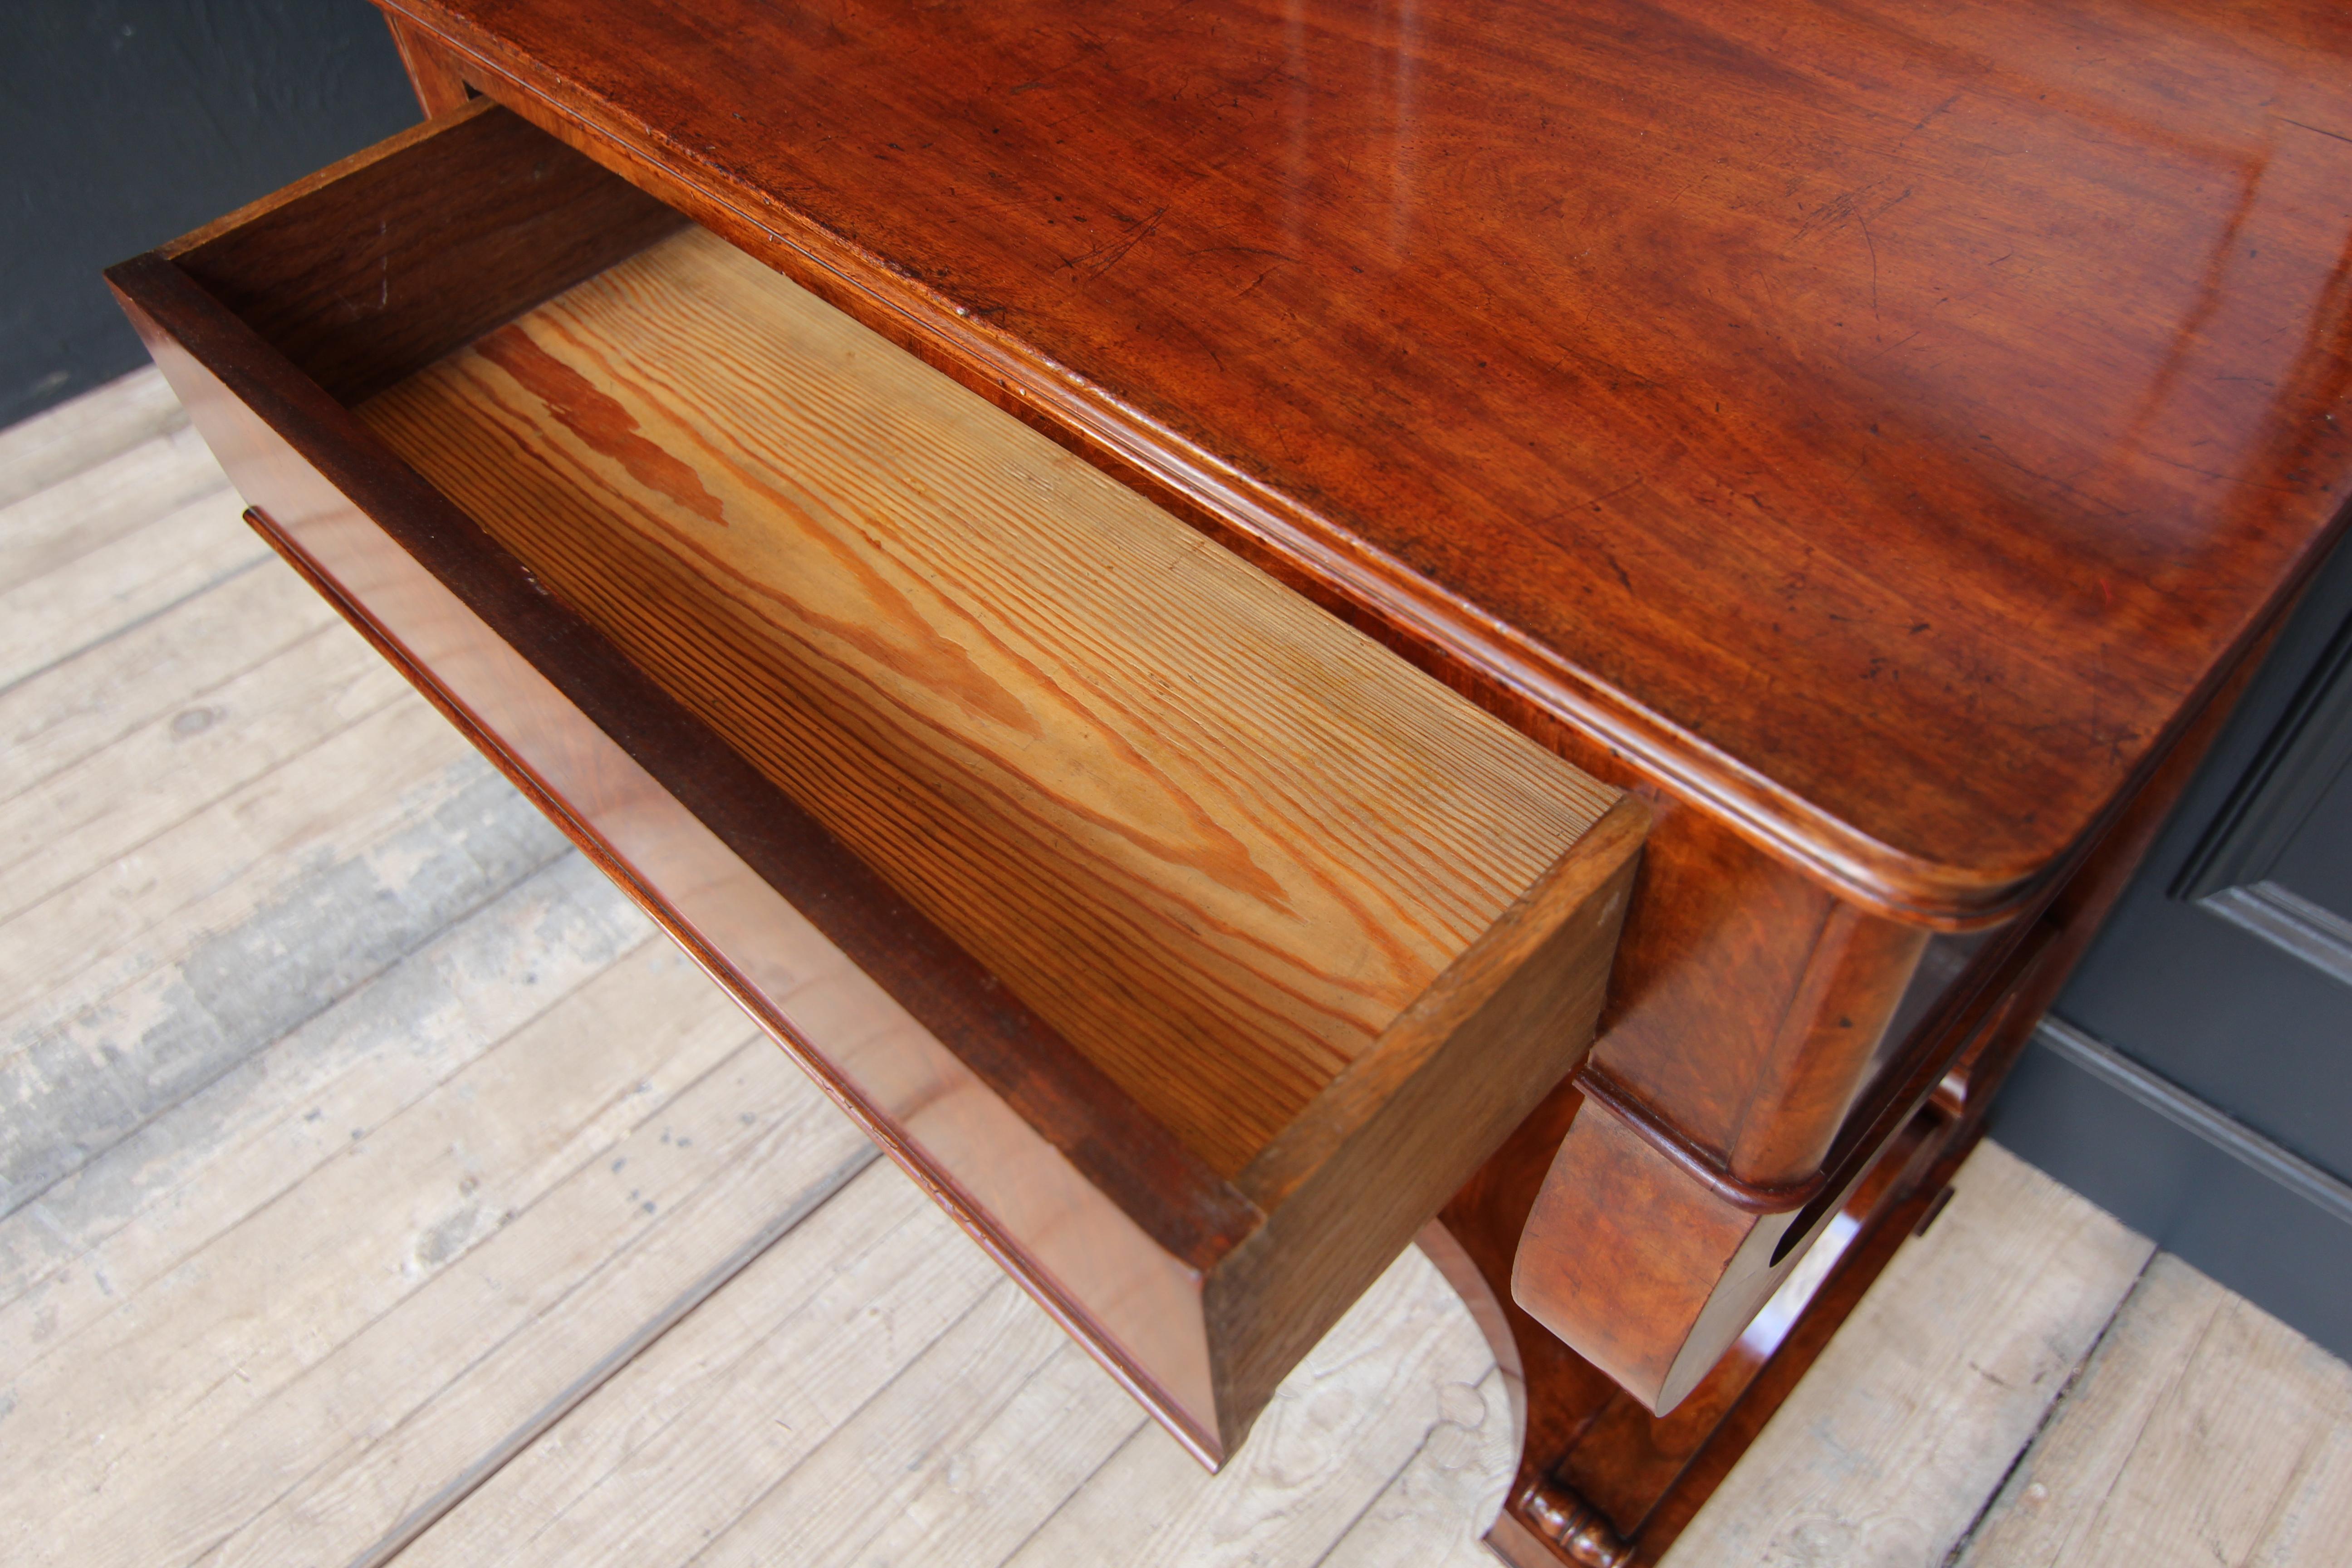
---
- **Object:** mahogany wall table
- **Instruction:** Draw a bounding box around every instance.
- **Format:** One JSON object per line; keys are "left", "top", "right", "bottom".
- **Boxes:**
{"left": 113, "top": 3, "right": 2352, "bottom": 1563}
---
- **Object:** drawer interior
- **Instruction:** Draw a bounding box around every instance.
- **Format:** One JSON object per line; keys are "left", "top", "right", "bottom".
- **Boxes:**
{"left": 118, "top": 99, "right": 1642, "bottom": 1460}
{"left": 353, "top": 223, "right": 1612, "bottom": 1176}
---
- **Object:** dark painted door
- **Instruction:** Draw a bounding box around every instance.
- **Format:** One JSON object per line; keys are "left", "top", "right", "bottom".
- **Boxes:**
{"left": 1994, "top": 524, "right": 2352, "bottom": 1360}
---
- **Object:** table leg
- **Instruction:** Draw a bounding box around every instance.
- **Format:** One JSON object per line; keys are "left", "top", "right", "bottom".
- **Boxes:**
{"left": 1428, "top": 1029, "right": 2014, "bottom": 1566}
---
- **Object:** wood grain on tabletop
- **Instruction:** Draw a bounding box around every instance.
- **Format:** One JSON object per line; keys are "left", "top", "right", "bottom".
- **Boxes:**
{"left": 384, "top": 0, "right": 2352, "bottom": 921}
{"left": 358, "top": 224, "right": 1616, "bottom": 1176}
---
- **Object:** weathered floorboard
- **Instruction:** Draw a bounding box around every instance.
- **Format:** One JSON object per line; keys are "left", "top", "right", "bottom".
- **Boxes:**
{"left": 0, "top": 856, "right": 647, "bottom": 1343}
{"left": 0, "top": 365, "right": 187, "bottom": 513}
{"left": 0, "top": 626, "right": 410, "bottom": 920}
{"left": 1959, "top": 1254, "right": 2352, "bottom": 1568}
{"left": 2, "top": 970, "right": 866, "bottom": 1568}
{"left": 0, "top": 417, "right": 229, "bottom": 592}
{"left": 389, "top": 1161, "right": 1004, "bottom": 1568}
{"left": 0, "top": 561, "right": 341, "bottom": 795}
{"left": 0, "top": 700, "right": 518, "bottom": 1032}
{"left": 404, "top": 1200, "right": 1498, "bottom": 1568}
{"left": 13, "top": 356, "right": 2352, "bottom": 1568}
{"left": 198, "top": 1059, "right": 875, "bottom": 1568}
{"left": 995, "top": 1245, "right": 1497, "bottom": 1568}
{"left": 0, "top": 740, "right": 572, "bottom": 1211}
{"left": 0, "top": 486, "right": 261, "bottom": 692}
{"left": 675, "top": 1276, "right": 1097, "bottom": 1568}
{"left": 1660, "top": 1143, "right": 2157, "bottom": 1567}
{"left": 1318, "top": 1368, "right": 1517, "bottom": 1568}
{"left": 3, "top": 943, "right": 749, "bottom": 1515}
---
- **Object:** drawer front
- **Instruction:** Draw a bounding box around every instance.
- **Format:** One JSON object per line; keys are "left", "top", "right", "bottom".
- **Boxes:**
{"left": 112, "top": 260, "right": 1235, "bottom": 1460}
{"left": 110, "top": 101, "right": 1644, "bottom": 1463}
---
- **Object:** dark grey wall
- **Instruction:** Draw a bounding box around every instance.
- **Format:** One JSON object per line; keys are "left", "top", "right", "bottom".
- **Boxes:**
{"left": 1, "top": 0, "right": 419, "bottom": 429}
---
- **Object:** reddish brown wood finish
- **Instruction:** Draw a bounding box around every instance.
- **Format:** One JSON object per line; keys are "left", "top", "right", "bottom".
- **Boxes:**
{"left": 165, "top": 99, "right": 684, "bottom": 406}
{"left": 1446, "top": 579, "right": 2290, "bottom": 1562}
{"left": 113, "top": 0, "right": 2352, "bottom": 1548}
{"left": 327, "top": 3, "right": 2352, "bottom": 1448}
{"left": 386, "top": 13, "right": 475, "bottom": 116}
{"left": 106, "top": 253, "right": 1246, "bottom": 1455}
{"left": 375, "top": 0, "right": 2352, "bottom": 926}
{"left": 103, "top": 103, "right": 1644, "bottom": 1464}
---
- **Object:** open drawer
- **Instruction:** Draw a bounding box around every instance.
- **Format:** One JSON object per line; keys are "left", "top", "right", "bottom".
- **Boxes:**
{"left": 108, "top": 100, "right": 1646, "bottom": 1464}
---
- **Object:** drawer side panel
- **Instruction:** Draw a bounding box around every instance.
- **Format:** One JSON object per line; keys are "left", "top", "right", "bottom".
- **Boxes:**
{"left": 109, "top": 257, "right": 1237, "bottom": 1464}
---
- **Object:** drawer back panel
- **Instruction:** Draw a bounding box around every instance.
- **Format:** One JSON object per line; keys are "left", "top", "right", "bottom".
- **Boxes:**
{"left": 166, "top": 100, "right": 684, "bottom": 407}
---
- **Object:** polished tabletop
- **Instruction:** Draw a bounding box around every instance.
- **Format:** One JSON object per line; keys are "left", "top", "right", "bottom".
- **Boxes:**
{"left": 391, "top": 0, "right": 2352, "bottom": 921}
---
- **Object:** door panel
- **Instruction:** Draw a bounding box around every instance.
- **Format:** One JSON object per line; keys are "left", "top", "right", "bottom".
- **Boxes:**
{"left": 1992, "top": 519, "right": 2352, "bottom": 1358}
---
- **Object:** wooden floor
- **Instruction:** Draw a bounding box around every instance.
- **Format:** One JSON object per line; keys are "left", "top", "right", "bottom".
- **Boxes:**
{"left": 5, "top": 368, "right": 2347, "bottom": 1568}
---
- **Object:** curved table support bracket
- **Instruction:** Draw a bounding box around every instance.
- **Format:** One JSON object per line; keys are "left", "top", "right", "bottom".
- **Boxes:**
{"left": 1439, "top": 599, "right": 2274, "bottom": 1562}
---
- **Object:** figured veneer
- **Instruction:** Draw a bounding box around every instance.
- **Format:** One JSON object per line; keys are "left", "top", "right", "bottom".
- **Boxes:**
{"left": 1472, "top": 598, "right": 2287, "bottom": 1559}
{"left": 124, "top": 0, "right": 2352, "bottom": 1549}
{"left": 106, "top": 102, "right": 1644, "bottom": 1463}
{"left": 336, "top": 14, "right": 2352, "bottom": 1471}
{"left": 376, "top": 0, "right": 2352, "bottom": 927}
